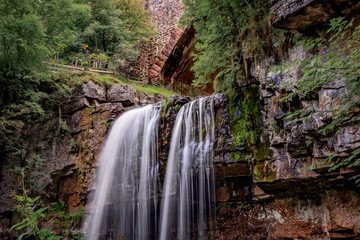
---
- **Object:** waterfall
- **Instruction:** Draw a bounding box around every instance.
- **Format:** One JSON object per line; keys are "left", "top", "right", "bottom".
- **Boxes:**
{"left": 159, "top": 96, "right": 216, "bottom": 240}
{"left": 84, "top": 96, "right": 216, "bottom": 240}
{"left": 84, "top": 104, "right": 160, "bottom": 240}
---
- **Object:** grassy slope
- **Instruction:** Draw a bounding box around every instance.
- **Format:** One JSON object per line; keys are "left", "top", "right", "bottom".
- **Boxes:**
{"left": 68, "top": 71, "right": 177, "bottom": 98}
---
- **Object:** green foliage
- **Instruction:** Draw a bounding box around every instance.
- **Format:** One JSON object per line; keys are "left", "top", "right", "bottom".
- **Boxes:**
{"left": 0, "top": 0, "right": 48, "bottom": 77}
{"left": 12, "top": 170, "right": 84, "bottom": 239}
{"left": 160, "top": 99, "right": 171, "bottom": 121}
{"left": 76, "top": 0, "right": 154, "bottom": 65}
{"left": 282, "top": 18, "right": 359, "bottom": 106}
{"left": 0, "top": 0, "right": 155, "bottom": 145}
{"left": 38, "top": 0, "right": 92, "bottom": 60}
{"left": 11, "top": 170, "right": 63, "bottom": 240}
{"left": 49, "top": 200, "right": 85, "bottom": 236}
{"left": 182, "top": 0, "right": 282, "bottom": 90}
{"left": 279, "top": 18, "right": 360, "bottom": 181}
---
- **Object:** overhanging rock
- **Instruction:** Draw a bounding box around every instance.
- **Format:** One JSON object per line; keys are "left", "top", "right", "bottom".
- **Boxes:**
{"left": 271, "top": 0, "right": 360, "bottom": 31}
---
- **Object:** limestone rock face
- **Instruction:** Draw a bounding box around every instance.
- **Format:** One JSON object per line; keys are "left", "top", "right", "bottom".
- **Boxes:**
{"left": 63, "top": 81, "right": 106, "bottom": 114}
{"left": 252, "top": 45, "right": 358, "bottom": 187}
{"left": 158, "top": 95, "right": 190, "bottom": 171}
{"left": 82, "top": 81, "right": 106, "bottom": 102}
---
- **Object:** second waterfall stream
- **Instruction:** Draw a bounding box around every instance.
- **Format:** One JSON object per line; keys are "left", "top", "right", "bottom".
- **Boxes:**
{"left": 84, "top": 96, "right": 216, "bottom": 240}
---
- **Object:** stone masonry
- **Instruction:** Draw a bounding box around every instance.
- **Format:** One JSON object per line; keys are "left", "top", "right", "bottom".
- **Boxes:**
{"left": 129, "top": 0, "right": 184, "bottom": 85}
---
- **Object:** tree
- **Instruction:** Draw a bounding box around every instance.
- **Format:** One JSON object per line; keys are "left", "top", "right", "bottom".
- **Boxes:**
{"left": 38, "top": 0, "right": 92, "bottom": 60}
{"left": 81, "top": 0, "right": 154, "bottom": 63}
{"left": 0, "top": 0, "right": 48, "bottom": 80}
{"left": 181, "top": 0, "right": 273, "bottom": 90}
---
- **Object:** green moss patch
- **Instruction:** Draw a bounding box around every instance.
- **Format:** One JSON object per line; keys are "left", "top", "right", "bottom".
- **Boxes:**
{"left": 227, "top": 86, "right": 262, "bottom": 161}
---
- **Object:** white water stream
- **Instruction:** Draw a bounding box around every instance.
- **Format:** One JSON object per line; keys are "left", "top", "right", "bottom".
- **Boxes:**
{"left": 84, "top": 104, "right": 160, "bottom": 240}
{"left": 84, "top": 96, "right": 216, "bottom": 240}
{"left": 159, "top": 97, "right": 216, "bottom": 240}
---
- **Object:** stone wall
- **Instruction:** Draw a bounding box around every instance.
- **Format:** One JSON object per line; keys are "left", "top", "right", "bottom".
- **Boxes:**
{"left": 128, "top": 0, "right": 184, "bottom": 85}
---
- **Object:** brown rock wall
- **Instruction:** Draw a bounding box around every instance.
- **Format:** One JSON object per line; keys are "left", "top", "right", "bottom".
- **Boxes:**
{"left": 160, "top": 27, "right": 214, "bottom": 95}
{"left": 216, "top": 189, "right": 360, "bottom": 240}
{"left": 214, "top": 1, "right": 360, "bottom": 239}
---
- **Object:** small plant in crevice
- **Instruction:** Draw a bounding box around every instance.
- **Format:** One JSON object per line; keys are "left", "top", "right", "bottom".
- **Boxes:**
{"left": 49, "top": 199, "right": 85, "bottom": 238}
{"left": 101, "top": 119, "right": 114, "bottom": 129}
{"left": 69, "top": 138, "right": 84, "bottom": 153}
{"left": 11, "top": 169, "right": 85, "bottom": 239}
{"left": 160, "top": 99, "right": 171, "bottom": 122}
{"left": 11, "top": 169, "right": 63, "bottom": 240}
{"left": 10, "top": 152, "right": 49, "bottom": 195}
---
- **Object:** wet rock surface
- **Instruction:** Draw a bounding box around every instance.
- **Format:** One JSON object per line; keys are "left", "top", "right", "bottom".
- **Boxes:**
{"left": 158, "top": 95, "right": 190, "bottom": 171}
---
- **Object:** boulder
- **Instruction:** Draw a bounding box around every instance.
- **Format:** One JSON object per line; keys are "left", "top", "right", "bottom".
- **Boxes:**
{"left": 82, "top": 81, "right": 106, "bottom": 102}
{"left": 107, "top": 84, "right": 138, "bottom": 106}
{"left": 62, "top": 81, "right": 106, "bottom": 114}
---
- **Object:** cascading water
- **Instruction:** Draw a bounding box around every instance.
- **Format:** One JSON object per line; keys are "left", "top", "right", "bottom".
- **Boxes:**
{"left": 84, "top": 104, "right": 160, "bottom": 240}
{"left": 84, "top": 96, "right": 216, "bottom": 240}
{"left": 159, "top": 96, "right": 216, "bottom": 240}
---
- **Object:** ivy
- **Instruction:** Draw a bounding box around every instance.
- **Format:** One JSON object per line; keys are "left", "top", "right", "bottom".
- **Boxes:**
{"left": 227, "top": 86, "right": 262, "bottom": 162}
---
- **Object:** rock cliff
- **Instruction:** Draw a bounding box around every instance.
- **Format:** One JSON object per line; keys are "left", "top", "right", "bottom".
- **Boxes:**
{"left": 213, "top": 1, "right": 360, "bottom": 239}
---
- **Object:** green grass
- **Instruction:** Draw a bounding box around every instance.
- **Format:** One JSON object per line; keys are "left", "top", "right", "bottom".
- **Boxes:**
{"left": 68, "top": 71, "right": 178, "bottom": 98}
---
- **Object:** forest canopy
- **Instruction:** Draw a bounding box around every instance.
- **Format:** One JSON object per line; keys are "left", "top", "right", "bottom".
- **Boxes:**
{"left": 0, "top": 0, "right": 154, "bottom": 157}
